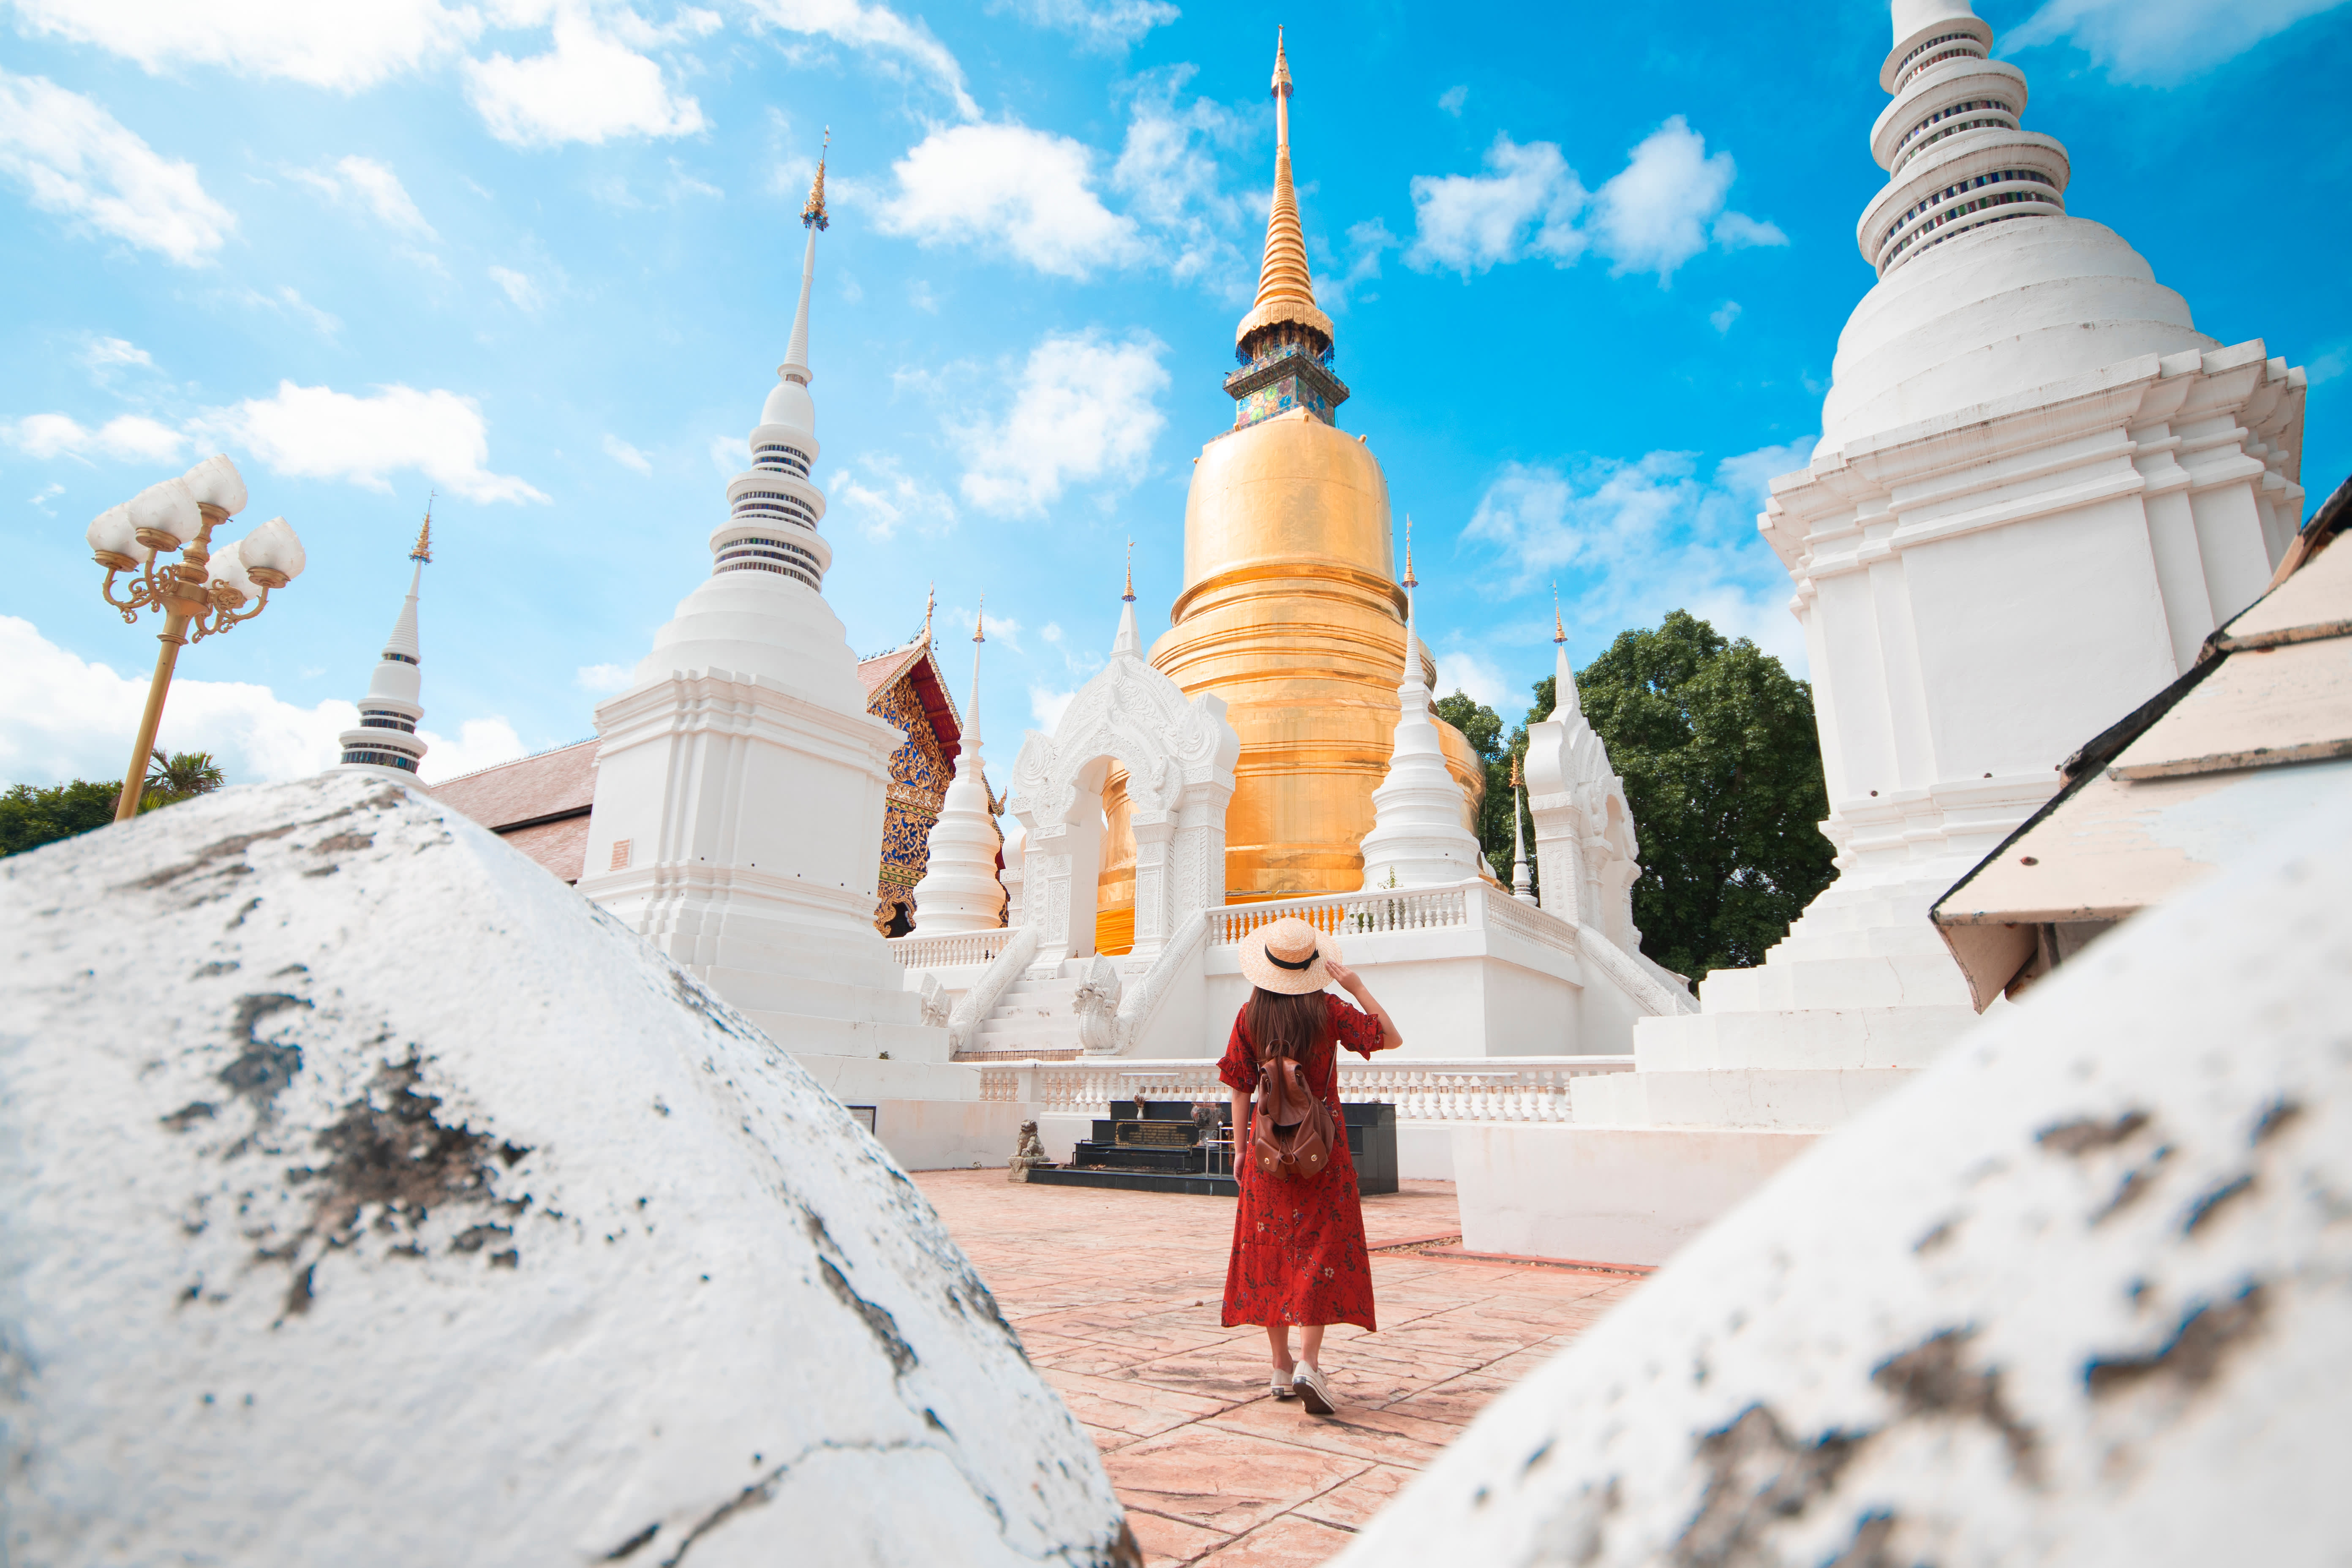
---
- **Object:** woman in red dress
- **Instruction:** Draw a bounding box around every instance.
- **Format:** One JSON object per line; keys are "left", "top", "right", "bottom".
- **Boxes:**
{"left": 1219, "top": 916, "right": 1403, "bottom": 1416}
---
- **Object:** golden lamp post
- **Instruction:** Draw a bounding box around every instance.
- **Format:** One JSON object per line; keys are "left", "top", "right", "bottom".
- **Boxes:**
{"left": 85, "top": 453, "right": 307, "bottom": 822}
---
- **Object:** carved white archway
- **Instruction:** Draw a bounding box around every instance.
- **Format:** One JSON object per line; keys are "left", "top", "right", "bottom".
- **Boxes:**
{"left": 1006, "top": 647, "right": 1239, "bottom": 965}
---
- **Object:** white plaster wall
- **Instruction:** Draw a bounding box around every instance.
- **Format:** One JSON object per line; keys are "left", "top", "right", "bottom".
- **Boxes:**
{"left": 0, "top": 775, "right": 1130, "bottom": 1566}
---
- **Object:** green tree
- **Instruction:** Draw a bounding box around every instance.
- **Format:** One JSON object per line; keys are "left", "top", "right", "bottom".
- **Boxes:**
{"left": 0, "top": 779, "right": 128, "bottom": 858}
{"left": 1540, "top": 610, "right": 1834, "bottom": 983}
{"left": 145, "top": 749, "right": 226, "bottom": 806}
{"left": 1432, "top": 691, "right": 1533, "bottom": 887}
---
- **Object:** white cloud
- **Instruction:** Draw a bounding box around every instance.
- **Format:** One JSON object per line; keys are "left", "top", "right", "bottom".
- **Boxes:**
{"left": 27, "top": 481, "right": 65, "bottom": 513}
{"left": 2308, "top": 343, "right": 2348, "bottom": 387}
{"left": 907, "top": 279, "right": 940, "bottom": 313}
{"left": 81, "top": 337, "right": 155, "bottom": 375}
{"left": 833, "top": 454, "right": 958, "bottom": 539}
{"left": 1710, "top": 299, "right": 1742, "bottom": 334}
{"left": 708, "top": 434, "right": 741, "bottom": 476}
{"left": 317, "top": 154, "right": 437, "bottom": 238}
{"left": 1040, "top": 622, "right": 1064, "bottom": 645}
{"left": 954, "top": 331, "right": 1168, "bottom": 517}
{"left": 1317, "top": 218, "right": 1400, "bottom": 312}
{"left": 1029, "top": 684, "right": 1078, "bottom": 732}
{"left": 424, "top": 717, "right": 530, "bottom": 781}
{"left": 1108, "top": 70, "right": 1252, "bottom": 286}
{"left": 199, "top": 381, "right": 548, "bottom": 504}
{"left": 465, "top": 8, "right": 707, "bottom": 148}
{"left": 0, "top": 615, "right": 522, "bottom": 789}
{"left": 1406, "top": 134, "right": 1586, "bottom": 275}
{"left": 601, "top": 433, "right": 653, "bottom": 474}
{"left": 268, "top": 285, "right": 343, "bottom": 340}
{"left": 743, "top": 0, "right": 979, "bottom": 120}
{"left": 2007, "top": 0, "right": 2351, "bottom": 84}
{"left": 9, "top": 0, "right": 481, "bottom": 91}
{"left": 1435, "top": 650, "right": 1507, "bottom": 708}
{"left": 489, "top": 264, "right": 546, "bottom": 311}
{"left": 1590, "top": 116, "right": 1784, "bottom": 283}
{"left": 996, "top": 0, "right": 1178, "bottom": 52}
{"left": 1405, "top": 117, "right": 1783, "bottom": 284}
{"left": 576, "top": 662, "right": 637, "bottom": 694}
{"left": 0, "top": 72, "right": 236, "bottom": 265}
{"left": 1462, "top": 438, "right": 1817, "bottom": 670}
{"left": 1438, "top": 84, "right": 1469, "bottom": 117}
{"left": 879, "top": 122, "right": 1141, "bottom": 279}
{"left": 3, "top": 412, "right": 187, "bottom": 464}
{"left": 943, "top": 604, "right": 1022, "bottom": 652}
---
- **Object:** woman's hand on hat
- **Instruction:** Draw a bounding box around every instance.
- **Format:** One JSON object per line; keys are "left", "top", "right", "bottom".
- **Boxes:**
{"left": 1324, "top": 957, "right": 1364, "bottom": 995}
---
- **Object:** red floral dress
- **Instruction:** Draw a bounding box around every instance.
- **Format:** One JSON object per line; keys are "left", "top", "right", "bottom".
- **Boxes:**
{"left": 1219, "top": 994, "right": 1385, "bottom": 1332}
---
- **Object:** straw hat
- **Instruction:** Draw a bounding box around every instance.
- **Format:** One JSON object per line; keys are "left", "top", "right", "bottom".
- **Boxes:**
{"left": 1238, "top": 916, "right": 1340, "bottom": 995}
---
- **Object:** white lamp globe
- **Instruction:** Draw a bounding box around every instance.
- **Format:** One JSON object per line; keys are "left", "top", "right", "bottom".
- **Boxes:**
{"left": 205, "top": 539, "right": 257, "bottom": 603}
{"left": 181, "top": 453, "right": 249, "bottom": 516}
{"left": 85, "top": 503, "right": 148, "bottom": 562}
{"left": 127, "top": 478, "right": 202, "bottom": 545}
{"left": 239, "top": 517, "right": 306, "bottom": 583}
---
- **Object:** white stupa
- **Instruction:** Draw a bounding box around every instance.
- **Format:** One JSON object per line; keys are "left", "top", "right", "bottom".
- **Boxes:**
{"left": 1359, "top": 530, "right": 1486, "bottom": 891}
{"left": 331, "top": 510, "right": 433, "bottom": 783}
{"left": 909, "top": 599, "right": 1007, "bottom": 933}
{"left": 1472, "top": 0, "right": 2308, "bottom": 1266}
{"left": 1522, "top": 605, "right": 1645, "bottom": 956}
{"left": 576, "top": 148, "right": 945, "bottom": 1064}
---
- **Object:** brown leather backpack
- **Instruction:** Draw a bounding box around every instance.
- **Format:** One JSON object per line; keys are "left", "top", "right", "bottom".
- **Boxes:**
{"left": 1252, "top": 1054, "right": 1337, "bottom": 1181}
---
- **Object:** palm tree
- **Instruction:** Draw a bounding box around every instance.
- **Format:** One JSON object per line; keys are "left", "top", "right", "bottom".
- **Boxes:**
{"left": 145, "top": 751, "right": 226, "bottom": 806}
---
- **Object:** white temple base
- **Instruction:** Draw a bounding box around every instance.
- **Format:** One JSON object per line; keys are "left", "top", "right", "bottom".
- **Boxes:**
{"left": 1452, "top": 1123, "right": 1820, "bottom": 1267}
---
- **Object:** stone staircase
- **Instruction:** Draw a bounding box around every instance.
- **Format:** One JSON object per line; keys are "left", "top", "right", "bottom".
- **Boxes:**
{"left": 954, "top": 971, "right": 1089, "bottom": 1062}
{"left": 1591, "top": 867, "right": 1989, "bottom": 1131}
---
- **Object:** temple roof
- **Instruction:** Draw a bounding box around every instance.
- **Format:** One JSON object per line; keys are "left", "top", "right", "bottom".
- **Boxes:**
{"left": 858, "top": 639, "right": 965, "bottom": 768}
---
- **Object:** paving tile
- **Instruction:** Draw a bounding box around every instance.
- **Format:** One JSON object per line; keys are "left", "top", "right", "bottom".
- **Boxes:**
{"left": 1126, "top": 1508, "right": 1230, "bottom": 1568}
{"left": 1196, "top": 1513, "right": 1359, "bottom": 1566}
{"left": 914, "top": 1170, "right": 1640, "bottom": 1563}
{"left": 1103, "top": 1426, "right": 1369, "bottom": 1535}
{"left": 1292, "top": 1462, "right": 1419, "bottom": 1530}
{"left": 1045, "top": 1368, "right": 1239, "bottom": 1440}
{"left": 1206, "top": 1395, "right": 1453, "bottom": 1469}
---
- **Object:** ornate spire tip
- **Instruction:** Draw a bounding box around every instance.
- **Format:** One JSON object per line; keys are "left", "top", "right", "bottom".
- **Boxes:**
{"left": 973, "top": 592, "right": 985, "bottom": 644}
{"left": 802, "top": 128, "right": 830, "bottom": 231}
{"left": 1122, "top": 539, "right": 1136, "bottom": 603}
{"left": 410, "top": 492, "right": 435, "bottom": 563}
{"left": 1400, "top": 516, "right": 1417, "bottom": 590}
{"left": 1552, "top": 583, "right": 1565, "bottom": 644}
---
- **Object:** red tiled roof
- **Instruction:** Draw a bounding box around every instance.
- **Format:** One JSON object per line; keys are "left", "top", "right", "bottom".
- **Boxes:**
{"left": 501, "top": 811, "right": 592, "bottom": 884}
{"left": 430, "top": 739, "right": 597, "bottom": 834}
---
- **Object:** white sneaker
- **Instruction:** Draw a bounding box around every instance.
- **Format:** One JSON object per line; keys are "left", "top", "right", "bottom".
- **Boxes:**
{"left": 1292, "top": 1362, "right": 1336, "bottom": 1415}
{"left": 1269, "top": 1367, "right": 1296, "bottom": 1399}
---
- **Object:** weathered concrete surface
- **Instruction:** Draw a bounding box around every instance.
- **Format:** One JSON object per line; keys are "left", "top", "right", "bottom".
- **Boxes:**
{"left": 1339, "top": 800, "right": 2352, "bottom": 1567}
{"left": 0, "top": 774, "right": 1135, "bottom": 1568}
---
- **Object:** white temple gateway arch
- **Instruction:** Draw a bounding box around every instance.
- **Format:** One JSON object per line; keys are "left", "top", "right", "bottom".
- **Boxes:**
{"left": 1006, "top": 592, "right": 1240, "bottom": 965}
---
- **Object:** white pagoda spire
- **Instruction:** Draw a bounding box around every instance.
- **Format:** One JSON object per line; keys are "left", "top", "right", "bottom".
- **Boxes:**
{"left": 1111, "top": 541, "right": 1142, "bottom": 658}
{"left": 333, "top": 505, "right": 433, "bottom": 781}
{"left": 911, "top": 597, "right": 1008, "bottom": 933}
{"left": 1548, "top": 587, "right": 1579, "bottom": 720}
{"left": 1510, "top": 756, "right": 1535, "bottom": 904}
{"left": 1359, "top": 520, "right": 1484, "bottom": 890}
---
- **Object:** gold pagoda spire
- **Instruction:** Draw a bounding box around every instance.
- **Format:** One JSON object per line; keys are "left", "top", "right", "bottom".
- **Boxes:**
{"left": 410, "top": 493, "right": 434, "bottom": 563}
{"left": 1123, "top": 538, "right": 1136, "bottom": 602}
{"left": 1234, "top": 27, "right": 1333, "bottom": 353}
{"left": 973, "top": 592, "right": 985, "bottom": 644}
{"left": 1401, "top": 515, "right": 1417, "bottom": 589}
{"left": 803, "top": 128, "right": 830, "bottom": 230}
{"left": 1552, "top": 582, "right": 1564, "bottom": 643}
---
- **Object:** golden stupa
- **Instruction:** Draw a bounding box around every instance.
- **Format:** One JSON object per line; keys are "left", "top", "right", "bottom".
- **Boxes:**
{"left": 1096, "top": 30, "right": 1484, "bottom": 951}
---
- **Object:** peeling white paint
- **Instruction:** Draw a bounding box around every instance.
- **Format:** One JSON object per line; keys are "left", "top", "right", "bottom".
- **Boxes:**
{"left": 1342, "top": 797, "right": 2352, "bottom": 1567}
{"left": 0, "top": 773, "right": 1133, "bottom": 1567}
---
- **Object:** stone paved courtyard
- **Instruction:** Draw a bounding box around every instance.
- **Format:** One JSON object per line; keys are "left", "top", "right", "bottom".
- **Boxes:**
{"left": 916, "top": 1172, "right": 1647, "bottom": 1565}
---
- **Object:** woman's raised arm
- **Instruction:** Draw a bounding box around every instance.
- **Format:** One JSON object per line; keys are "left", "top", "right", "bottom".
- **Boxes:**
{"left": 1321, "top": 959, "right": 1402, "bottom": 1052}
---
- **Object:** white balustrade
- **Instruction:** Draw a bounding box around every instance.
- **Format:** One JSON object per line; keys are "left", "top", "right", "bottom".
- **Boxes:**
{"left": 887, "top": 927, "right": 1012, "bottom": 970}
{"left": 976, "top": 1056, "right": 1633, "bottom": 1123}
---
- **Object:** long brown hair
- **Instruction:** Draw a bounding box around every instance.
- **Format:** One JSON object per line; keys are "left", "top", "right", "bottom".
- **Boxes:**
{"left": 1245, "top": 987, "right": 1327, "bottom": 1064}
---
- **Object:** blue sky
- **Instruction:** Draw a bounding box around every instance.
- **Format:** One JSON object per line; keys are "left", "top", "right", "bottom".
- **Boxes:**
{"left": 3, "top": 0, "right": 2347, "bottom": 789}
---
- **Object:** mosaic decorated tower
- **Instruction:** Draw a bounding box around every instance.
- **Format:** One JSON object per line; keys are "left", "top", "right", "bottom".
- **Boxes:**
{"left": 1095, "top": 31, "right": 1483, "bottom": 945}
